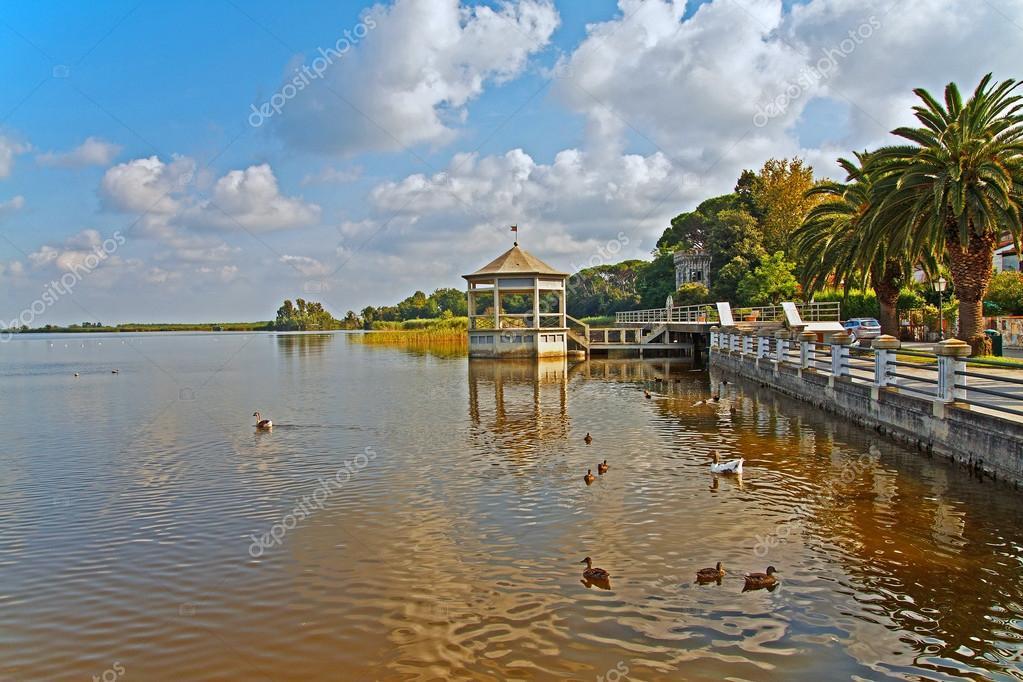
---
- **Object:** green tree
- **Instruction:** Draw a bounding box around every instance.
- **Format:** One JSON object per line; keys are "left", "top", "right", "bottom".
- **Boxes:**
{"left": 429, "top": 287, "right": 468, "bottom": 316}
{"left": 868, "top": 74, "right": 1023, "bottom": 354}
{"left": 673, "top": 282, "right": 710, "bottom": 306}
{"left": 751, "top": 158, "right": 822, "bottom": 255}
{"left": 794, "top": 152, "right": 914, "bottom": 336}
{"left": 635, "top": 251, "right": 677, "bottom": 308}
{"left": 737, "top": 251, "right": 799, "bottom": 305}
{"left": 985, "top": 270, "right": 1023, "bottom": 315}
{"left": 566, "top": 260, "right": 644, "bottom": 317}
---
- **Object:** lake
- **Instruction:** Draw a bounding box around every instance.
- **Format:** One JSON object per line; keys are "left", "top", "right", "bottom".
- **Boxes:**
{"left": 2, "top": 332, "right": 1022, "bottom": 680}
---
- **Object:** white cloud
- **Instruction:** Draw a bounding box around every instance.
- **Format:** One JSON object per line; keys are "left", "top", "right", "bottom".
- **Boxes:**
{"left": 188, "top": 164, "right": 321, "bottom": 232}
{"left": 100, "top": 155, "right": 194, "bottom": 215}
{"left": 102, "top": 157, "right": 319, "bottom": 235}
{"left": 274, "top": 0, "right": 559, "bottom": 154}
{"left": 37, "top": 137, "right": 122, "bottom": 167}
{"left": 279, "top": 254, "right": 330, "bottom": 277}
{"left": 0, "top": 135, "right": 31, "bottom": 178}
{"left": 0, "top": 195, "right": 25, "bottom": 219}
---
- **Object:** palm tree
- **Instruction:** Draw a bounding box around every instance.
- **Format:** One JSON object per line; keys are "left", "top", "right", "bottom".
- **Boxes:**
{"left": 868, "top": 74, "right": 1023, "bottom": 355}
{"left": 794, "top": 152, "right": 910, "bottom": 336}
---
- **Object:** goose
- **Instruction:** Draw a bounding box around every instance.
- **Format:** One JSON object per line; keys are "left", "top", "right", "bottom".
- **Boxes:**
{"left": 583, "top": 469, "right": 596, "bottom": 485}
{"left": 252, "top": 411, "right": 273, "bottom": 430}
{"left": 580, "top": 556, "right": 610, "bottom": 581}
{"left": 696, "top": 561, "right": 726, "bottom": 582}
{"left": 710, "top": 449, "right": 743, "bottom": 475}
{"left": 743, "top": 566, "right": 779, "bottom": 591}
{"left": 584, "top": 433, "right": 593, "bottom": 445}
{"left": 597, "top": 459, "right": 609, "bottom": 475}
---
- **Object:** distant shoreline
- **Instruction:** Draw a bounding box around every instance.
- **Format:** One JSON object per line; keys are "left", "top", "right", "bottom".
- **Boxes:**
{"left": 10, "top": 322, "right": 275, "bottom": 334}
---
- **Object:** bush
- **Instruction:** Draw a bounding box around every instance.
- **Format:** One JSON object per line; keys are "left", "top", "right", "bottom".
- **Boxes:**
{"left": 673, "top": 282, "right": 711, "bottom": 306}
{"left": 814, "top": 290, "right": 880, "bottom": 319}
{"left": 985, "top": 271, "right": 1023, "bottom": 315}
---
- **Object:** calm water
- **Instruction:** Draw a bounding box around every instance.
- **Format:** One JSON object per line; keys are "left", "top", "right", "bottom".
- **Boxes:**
{"left": 2, "top": 332, "right": 1022, "bottom": 681}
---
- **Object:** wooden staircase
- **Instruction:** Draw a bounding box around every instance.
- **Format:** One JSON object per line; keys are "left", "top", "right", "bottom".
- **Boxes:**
{"left": 566, "top": 315, "right": 590, "bottom": 355}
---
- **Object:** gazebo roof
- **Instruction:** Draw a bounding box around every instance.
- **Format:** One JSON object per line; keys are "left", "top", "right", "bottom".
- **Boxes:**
{"left": 463, "top": 244, "right": 567, "bottom": 279}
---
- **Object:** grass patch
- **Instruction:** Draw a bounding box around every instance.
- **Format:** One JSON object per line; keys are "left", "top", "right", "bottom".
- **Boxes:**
{"left": 354, "top": 317, "right": 468, "bottom": 357}
{"left": 578, "top": 315, "right": 616, "bottom": 327}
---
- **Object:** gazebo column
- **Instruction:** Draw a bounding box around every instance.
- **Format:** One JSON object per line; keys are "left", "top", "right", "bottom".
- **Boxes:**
{"left": 493, "top": 278, "right": 500, "bottom": 329}
{"left": 532, "top": 278, "right": 540, "bottom": 330}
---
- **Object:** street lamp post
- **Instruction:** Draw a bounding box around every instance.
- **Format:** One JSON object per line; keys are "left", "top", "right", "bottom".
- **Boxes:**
{"left": 932, "top": 276, "right": 948, "bottom": 340}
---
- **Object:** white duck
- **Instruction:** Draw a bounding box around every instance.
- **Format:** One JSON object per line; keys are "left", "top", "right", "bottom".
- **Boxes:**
{"left": 710, "top": 449, "right": 743, "bottom": 475}
{"left": 252, "top": 411, "right": 273, "bottom": 430}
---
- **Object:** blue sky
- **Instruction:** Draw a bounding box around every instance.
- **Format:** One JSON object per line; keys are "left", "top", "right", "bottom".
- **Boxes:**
{"left": 0, "top": 0, "right": 1018, "bottom": 325}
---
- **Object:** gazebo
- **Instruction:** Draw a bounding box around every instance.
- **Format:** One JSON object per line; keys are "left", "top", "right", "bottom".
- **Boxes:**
{"left": 462, "top": 243, "right": 569, "bottom": 358}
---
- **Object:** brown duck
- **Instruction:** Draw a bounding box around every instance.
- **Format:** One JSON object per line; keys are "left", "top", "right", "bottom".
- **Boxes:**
{"left": 580, "top": 556, "right": 610, "bottom": 581}
{"left": 583, "top": 469, "right": 596, "bottom": 485}
{"left": 584, "top": 432, "right": 593, "bottom": 445}
{"left": 696, "top": 561, "right": 726, "bottom": 582}
{"left": 743, "top": 566, "right": 779, "bottom": 591}
{"left": 597, "top": 459, "right": 609, "bottom": 475}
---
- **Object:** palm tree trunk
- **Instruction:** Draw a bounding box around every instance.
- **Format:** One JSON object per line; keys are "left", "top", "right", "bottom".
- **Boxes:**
{"left": 946, "top": 222, "right": 996, "bottom": 355}
{"left": 871, "top": 260, "right": 902, "bottom": 337}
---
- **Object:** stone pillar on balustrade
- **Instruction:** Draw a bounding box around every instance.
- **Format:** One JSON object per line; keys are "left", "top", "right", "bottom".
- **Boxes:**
{"left": 934, "top": 338, "right": 971, "bottom": 418}
{"left": 828, "top": 330, "right": 854, "bottom": 386}
{"left": 870, "top": 334, "right": 900, "bottom": 401}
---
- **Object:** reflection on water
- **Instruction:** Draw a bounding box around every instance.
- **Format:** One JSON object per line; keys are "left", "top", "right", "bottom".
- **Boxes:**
{"left": 1, "top": 333, "right": 1022, "bottom": 681}
{"left": 275, "top": 330, "right": 337, "bottom": 356}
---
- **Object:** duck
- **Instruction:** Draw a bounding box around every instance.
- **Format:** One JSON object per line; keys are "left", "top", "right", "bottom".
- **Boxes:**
{"left": 111, "top": 369, "right": 119, "bottom": 374}
{"left": 710, "top": 449, "right": 743, "bottom": 475}
{"left": 584, "top": 432, "right": 593, "bottom": 445}
{"left": 73, "top": 373, "right": 79, "bottom": 377}
{"left": 644, "top": 390, "right": 652, "bottom": 399}
{"left": 252, "top": 411, "right": 273, "bottom": 430}
{"left": 583, "top": 469, "right": 596, "bottom": 485}
{"left": 597, "top": 459, "right": 609, "bottom": 474}
{"left": 743, "top": 566, "right": 779, "bottom": 591}
{"left": 712, "top": 394, "right": 720, "bottom": 402}
{"left": 580, "top": 556, "right": 610, "bottom": 581}
{"left": 696, "top": 561, "right": 726, "bottom": 582}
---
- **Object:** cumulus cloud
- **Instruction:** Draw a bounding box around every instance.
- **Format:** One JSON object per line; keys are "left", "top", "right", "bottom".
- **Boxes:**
{"left": 279, "top": 254, "right": 330, "bottom": 277}
{"left": 37, "top": 137, "right": 122, "bottom": 167}
{"left": 188, "top": 164, "right": 321, "bottom": 232}
{"left": 102, "top": 156, "right": 319, "bottom": 232}
{"left": 273, "top": 0, "right": 559, "bottom": 154}
{"left": 0, "top": 135, "right": 31, "bottom": 178}
{"left": 0, "top": 195, "right": 25, "bottom": 219}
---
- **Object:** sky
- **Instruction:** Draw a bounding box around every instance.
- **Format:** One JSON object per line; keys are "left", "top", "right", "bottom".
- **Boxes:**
{"left": 1, "top": 0, "right": 1021, "bottom": 325}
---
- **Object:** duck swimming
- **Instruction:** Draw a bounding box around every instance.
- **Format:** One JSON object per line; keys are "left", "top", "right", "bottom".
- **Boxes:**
{"left": 597, "top": 459, "right": 609, "bottom": 475}
{"left": 583, "top": 469, "right": 596, "bottom": 485}
{"left": 580, "top": 556, "right": 610, "bottom": 581}
{"left": 644, "top": 390, "right": 652, "bottom": 399}
{"left": 743, "top": 566, "right": 779, "bottom": 591}
{"left": 696, "top": 561, "right": 726, "bottom": 582}
{"left": 252, "top": 411, "right": 273, "bottom": 430}
{"left": 710, "top": 449, "right": 743, "bottom": 475}
{"left": 584, "top": 433, "right": 593, "bottom": 445}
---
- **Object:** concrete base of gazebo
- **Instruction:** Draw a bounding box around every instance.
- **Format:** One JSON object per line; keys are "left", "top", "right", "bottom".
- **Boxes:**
{"left": 468, "top": 328, "right": 569, "bottom": 358}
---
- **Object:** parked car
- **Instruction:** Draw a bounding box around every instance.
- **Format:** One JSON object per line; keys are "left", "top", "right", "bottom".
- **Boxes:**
{"left": 843, "top": 317, "right": 881, "bottom": 342}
